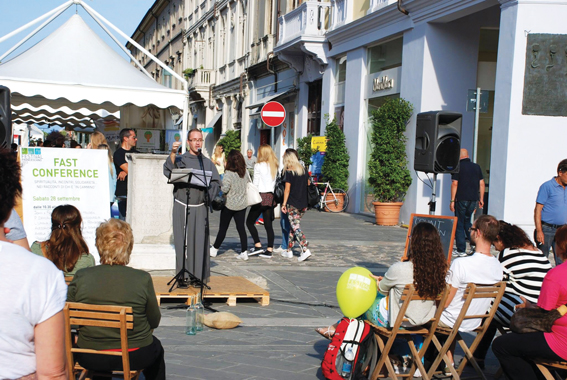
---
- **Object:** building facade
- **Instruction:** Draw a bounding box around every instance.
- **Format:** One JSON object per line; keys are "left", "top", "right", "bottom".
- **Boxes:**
{"left": 129, "top": 0, "right": 567, "bottom": 232}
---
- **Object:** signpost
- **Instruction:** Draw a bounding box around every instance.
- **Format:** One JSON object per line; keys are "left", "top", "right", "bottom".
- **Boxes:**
{"left": 261, "top": 101, "right": 286, "bottom": 127}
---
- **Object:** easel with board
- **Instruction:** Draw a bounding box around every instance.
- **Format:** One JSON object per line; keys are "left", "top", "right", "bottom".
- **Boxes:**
{"left": 402, "top": 214, "right": 458, "bottom": 262}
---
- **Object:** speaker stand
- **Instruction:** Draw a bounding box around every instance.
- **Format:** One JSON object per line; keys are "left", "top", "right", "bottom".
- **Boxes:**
{"left": 428, "top": 173, "right": 438, "bottom": 215}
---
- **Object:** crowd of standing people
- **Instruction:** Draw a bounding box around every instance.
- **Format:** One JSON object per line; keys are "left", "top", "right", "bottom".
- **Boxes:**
{"left": 207, "top": 141, "right": 313, "bottom": 262}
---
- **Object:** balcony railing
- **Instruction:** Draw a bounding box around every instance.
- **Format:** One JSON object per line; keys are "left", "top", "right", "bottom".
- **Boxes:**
{"left": 331, "top": 0, "right": 398, "bottom": 30}
{"left": 369, "top": 0, "right": 398, "bottom": 14}
{"left": 188, "top": 69, "right": 215, "bottom": 90}
{"left": 330, "top": 0, "right": 347, "bottom": 30}
{"left": 277, "top": 1, "right": 331, "bottom": 46}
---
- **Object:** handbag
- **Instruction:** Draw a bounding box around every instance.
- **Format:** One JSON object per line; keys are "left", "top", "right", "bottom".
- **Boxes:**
{"left": 211, "top": 192, "right": 225, "bottom": 211}
{"left": 510, "top": 304, "right": 567, "bottom": 334}
{"left": 246, "top": 171, "right": 262, "bottom": 206}
{"left": 307, "top": 181, "right": 320, "bottom": 208}
{"left": 273, "top": 170, "right": 286, "bottom": 204}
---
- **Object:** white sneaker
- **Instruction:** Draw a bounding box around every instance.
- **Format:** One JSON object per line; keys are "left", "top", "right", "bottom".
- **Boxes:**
{"left": 280, "top": 250, "right": 293, "bottom": 259}
{"left": 273, "top": 246, "right": 285, "bottom": 254}
{"left": 210, "top": 246, "right": 218, "bottom": 257}
{"left": 235, "top": 252, "right": 248, "bottom": 261}
{"left": 298, "top": 249, "right": 312, "bottom": 262}
{"left": 452, "top": 249, "right": 467, "bottom": 257}
{"left": 413, "top": 368, "right": 422, "bottom": 378}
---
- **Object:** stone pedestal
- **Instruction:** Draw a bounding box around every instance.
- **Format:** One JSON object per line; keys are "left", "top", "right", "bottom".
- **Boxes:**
{"left": 127, "top": 153, "right": 176, "bottom": 270}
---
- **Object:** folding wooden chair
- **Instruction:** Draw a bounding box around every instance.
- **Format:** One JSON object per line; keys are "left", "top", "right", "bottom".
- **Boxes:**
{"left": 368, "top": 283, "right": 450, "bottom": 380}
{"left": 64, "top": 302, "right": 142, "bottom": 380}
{"left": 427, "top": 282, "right": 506, "bottom": 380}
{"left": 534, "top": 359, "right": 567, "bottom": 380}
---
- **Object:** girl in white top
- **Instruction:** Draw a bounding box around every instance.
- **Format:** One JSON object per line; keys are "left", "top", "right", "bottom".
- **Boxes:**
{"left": 246, "top": 144, "right": 278, "bottom": 258}
{"left": 211, "top": 145, "right": 226, "bottom": 178}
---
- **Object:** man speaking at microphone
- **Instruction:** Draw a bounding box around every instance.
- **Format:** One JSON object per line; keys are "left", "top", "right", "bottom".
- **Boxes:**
{"left": 163, "top": 129, "right": 221, "bottom": 283}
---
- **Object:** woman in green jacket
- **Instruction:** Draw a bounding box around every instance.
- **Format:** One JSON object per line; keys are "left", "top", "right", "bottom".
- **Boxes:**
{"left": 67, "top": 218, "right": 165, "bottom": 379}
{"left": 31, "top": 204, "right": 95, "bottom": 277}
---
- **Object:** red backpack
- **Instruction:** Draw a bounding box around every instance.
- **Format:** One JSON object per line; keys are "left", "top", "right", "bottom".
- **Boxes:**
{"left": 321, "top": 318, "right": 377, "bottom": 380}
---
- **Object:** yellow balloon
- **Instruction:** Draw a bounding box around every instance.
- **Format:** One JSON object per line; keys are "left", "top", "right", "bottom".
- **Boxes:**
{"left": 336, "top": 267, "right": 378, "bottom": 318}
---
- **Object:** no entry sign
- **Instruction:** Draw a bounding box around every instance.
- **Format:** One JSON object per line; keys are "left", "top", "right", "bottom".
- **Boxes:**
{"left": 261, "top": 101, "right": 286, "bottom": 127}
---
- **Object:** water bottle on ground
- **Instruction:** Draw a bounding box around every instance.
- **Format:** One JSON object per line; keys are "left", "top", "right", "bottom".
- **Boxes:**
{"left": 341, "top": 346, "right": 354, "bottom": 377}
{"left": 195, "top": 293, "right": 204, "bottom": 331}
{"left": 186, "top": 296, "right": 196, "bottom": 335}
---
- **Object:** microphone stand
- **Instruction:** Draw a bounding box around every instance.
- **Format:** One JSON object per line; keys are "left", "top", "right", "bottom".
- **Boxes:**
{"left": 197, "top": 148, "right": 217, "bottom": 312}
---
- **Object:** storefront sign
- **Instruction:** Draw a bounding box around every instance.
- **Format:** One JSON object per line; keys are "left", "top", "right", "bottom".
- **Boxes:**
{"left": 373, "top": 76, "right": 395, "bottom": 91}
{"left": 367, "top": 66, "right": 402, "bottom": 99}
{"left": 20, "top": 148, "right": 110, "bottom": 262}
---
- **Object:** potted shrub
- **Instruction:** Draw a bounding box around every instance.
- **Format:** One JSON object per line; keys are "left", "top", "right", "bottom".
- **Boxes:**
{"left": 321, "top": 117, "right": 350, "bottom": 212}
{"left": 368, "top": 98, "right": 413, "bottom": 225}
{"left": 296, "top": 134, "right": 314, "bottom": 168}
{"left": 217, "top": 130, "right": 241, "bottom": 153}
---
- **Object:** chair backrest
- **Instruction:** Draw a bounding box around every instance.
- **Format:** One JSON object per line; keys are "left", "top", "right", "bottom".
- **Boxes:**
{"left": 64, "top": 302, "right": 135, "bottom": 380}
{"left": 452, "top": 282, "right": 506, "bottom": 333}
{"left": 390, "top": 283, "right": 451, "bottom": 331}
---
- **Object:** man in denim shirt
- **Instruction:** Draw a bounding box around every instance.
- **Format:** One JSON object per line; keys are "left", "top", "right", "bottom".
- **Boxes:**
{"left": 534, "top": 159, "right": 567, "bottom": 265}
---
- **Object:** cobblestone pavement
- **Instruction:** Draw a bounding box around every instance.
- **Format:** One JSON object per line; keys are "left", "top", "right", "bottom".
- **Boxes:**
{"left": 148, "top": 210, "right": 501, "bottom": 379}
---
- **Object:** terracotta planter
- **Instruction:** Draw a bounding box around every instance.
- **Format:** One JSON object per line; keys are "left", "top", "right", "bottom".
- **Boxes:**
{"left": 324, "top": 193, "right": 346, "bottom": 212}
{"left": 372, "top": 201, "right": 403, "bottom": 225}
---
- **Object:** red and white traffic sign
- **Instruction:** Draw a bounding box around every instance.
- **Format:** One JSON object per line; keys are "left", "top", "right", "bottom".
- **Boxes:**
{"left": 261, "top": 101, "right": 286, "bottom": 127}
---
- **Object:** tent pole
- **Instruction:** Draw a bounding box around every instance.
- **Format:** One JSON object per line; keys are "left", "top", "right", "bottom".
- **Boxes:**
{"left": 182, "top": 95, "right": 189, "bottom": 154}
{"left": 78, "top": 0, "right": 188, "bottom": 87}
{"left": 0, "top": 5, "right": 70, "bottom": 63}
{"left": 0, "top": 0, "right": 74, "bottom": 44}
{"left": 82, "top": 7, "right": 153, "bottom": 79}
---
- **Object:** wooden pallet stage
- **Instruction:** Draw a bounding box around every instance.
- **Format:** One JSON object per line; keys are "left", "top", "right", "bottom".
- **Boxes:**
{"left": 153, "top": 276, "right": 269, "bottom": 307}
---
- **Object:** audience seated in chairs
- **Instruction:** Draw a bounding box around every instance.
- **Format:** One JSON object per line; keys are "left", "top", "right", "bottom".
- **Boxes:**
{"left": 316, "top": 222, "right": 448, "bottom": 337}
{"left": 0, "top": 150, "right": 67, "bottom": 379}
{"left": 474, "top": 220, "right": 552, "bottom": 367}
{"left": 493, "top": 224, "right": 567, "bottom": 380}
{"left": 67, "top": 218, "right": 166, "bottom": 379}
{"left": 31, "top": 204, "right": 95, "bottom": 277}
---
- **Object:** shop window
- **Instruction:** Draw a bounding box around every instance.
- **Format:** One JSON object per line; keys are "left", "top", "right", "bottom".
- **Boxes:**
{"left": 307, "top": 80, "right": 322, "bottom": 135}
{"left": 368, "top": 37, "right": 403, "bottom": 74}
{"left": 334, "top": 56, "right": 347, "bottom": 131}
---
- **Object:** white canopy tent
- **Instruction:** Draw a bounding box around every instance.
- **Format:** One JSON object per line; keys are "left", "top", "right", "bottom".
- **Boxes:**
{"left": 0, "top": 0, "right": 189, "bottom": 147}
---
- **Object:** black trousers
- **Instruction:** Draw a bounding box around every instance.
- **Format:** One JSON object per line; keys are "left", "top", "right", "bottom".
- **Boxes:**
{"left": 76, "top": 336, "right": 165, "bottom": 380}
{"left": 246, "top": 204, "right": 275, "bottom": 248}
{"left": 492, "top": 332, "right": 563, "bottom": 380}
{"left": 213, "top": 207, "right": 248, "bottom": 253}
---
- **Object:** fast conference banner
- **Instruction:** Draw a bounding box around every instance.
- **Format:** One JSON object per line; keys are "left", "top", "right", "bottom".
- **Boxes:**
{"left": 20, "top": 147, "right": 110, "bottom": 262}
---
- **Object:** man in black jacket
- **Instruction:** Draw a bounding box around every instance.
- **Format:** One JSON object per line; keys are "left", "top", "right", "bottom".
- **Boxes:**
{"left": 450, "top": 149, "right": 485, "bottom": 257}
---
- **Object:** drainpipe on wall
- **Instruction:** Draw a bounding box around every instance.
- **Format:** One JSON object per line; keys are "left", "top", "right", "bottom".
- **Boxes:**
{"left": 267, "top": 52, "right": 277, "bottom": 92}
{"left": 397, "top": 0, "right": 409, "bottom": 16}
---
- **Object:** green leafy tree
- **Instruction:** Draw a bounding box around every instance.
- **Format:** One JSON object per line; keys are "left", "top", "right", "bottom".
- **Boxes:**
{"left": 296, "top": 134, "right": 315, "bottom": 168}
{"left": 217, "top": 130, "right": 241, "bottom": 153}
{"left": 368, "top": 98, "right": 413, "bottom": 202}
{"left": 321, "top": 117, "right": 350, "bottom": 191}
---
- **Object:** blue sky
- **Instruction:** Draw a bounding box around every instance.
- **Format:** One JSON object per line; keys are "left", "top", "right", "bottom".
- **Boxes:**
{"left": 0, "top": 0, "right": 156, "bottom": 61}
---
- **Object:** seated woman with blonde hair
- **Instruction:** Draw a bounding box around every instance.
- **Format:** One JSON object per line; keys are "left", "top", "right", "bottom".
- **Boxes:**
{"left": 31, "top": 204, "right": 95, "bottom": 277}
{"left": 67, "top": 218, "right": 165, "bottom": 379}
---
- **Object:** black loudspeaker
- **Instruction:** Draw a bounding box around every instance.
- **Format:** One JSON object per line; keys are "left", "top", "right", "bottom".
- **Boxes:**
{"left": 414, "top": 111, "right": 462, "bottom": 173}
{"left": 0, "top": 86, "right": 12, "bottom": 149}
